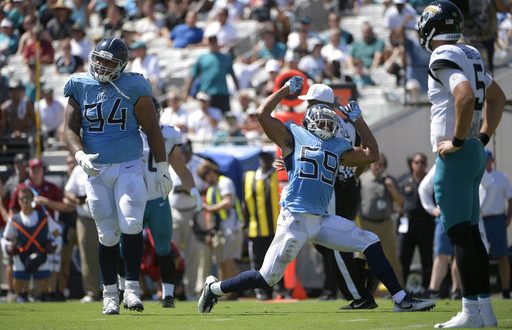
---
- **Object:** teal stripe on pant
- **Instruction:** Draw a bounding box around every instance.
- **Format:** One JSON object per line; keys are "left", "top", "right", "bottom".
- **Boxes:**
{"left": 143, "top": 197, "right": 173, "bottom": 256}
{"left": 433, "top": 138, "right": 486, "bottom": 232}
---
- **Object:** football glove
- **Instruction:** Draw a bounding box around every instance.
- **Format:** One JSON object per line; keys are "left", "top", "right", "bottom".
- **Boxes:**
{"left": 190, "top": 187, "right": 203, "bottom": 211}
{"left": 155, "top": 162, "right": 173, "bottom": 199}
{"left": 344, "top": 101, "right": 362, "bottom": 122}
{"left": 285, "top": 76, "right": 303, "bottom": 94}
{"left": 75, "top": 150, "right": 100, "bottom": 176}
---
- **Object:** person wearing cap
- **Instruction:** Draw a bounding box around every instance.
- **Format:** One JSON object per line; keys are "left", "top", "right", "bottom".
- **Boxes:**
{"left": 46, "top": 0, "right": 75, "bottom": 40}
{"left": 0, "top": 79, "right": 35, "bottom": 138}
{"left": 8, "top": 158, "right": 71, "bottom": 301}
{"left": 187, "top": 92, "right": 223, "bottom": 140}
{"left": 36, "top": 84, "right": 65, "bottom": 141}
{"left": 127, "top": 40, "right": 161, "bottom": 90}
{"left": 184, "top": 34, "right": 239, "bottom": 113}
{"left": 56, "top": 38, "right": 84, "bottom": 74}
{"left": 384, "top": 0, "right": 418, "bottom": 31}
{"left": 479, "top": 149, "right": 511, "bottom": 299}
{"left": 170, "top": 10, "right": 203, "bottom": 49}
{"left": 0, "top": 18, "right": 19, "bottom": 56}
{"left": 70, "top": 22, "right": 93, "bottom": 62}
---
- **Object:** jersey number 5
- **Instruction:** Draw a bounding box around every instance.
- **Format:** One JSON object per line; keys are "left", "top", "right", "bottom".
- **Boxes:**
{"left": 84, "top": 98, "right": 127, "bottom": 132}
{"left": 473, "top": 64, "right": 486, "bottom": 111}
{"left": 298, "top": 146, "right": 338, "bottom": 186}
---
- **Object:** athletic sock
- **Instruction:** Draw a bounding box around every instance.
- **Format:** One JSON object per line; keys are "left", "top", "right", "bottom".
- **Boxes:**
{"left": 99, "top": 243, "right": 120, "bottom": 285}
{"left": 121, "top": 233, "right": 143, "bottom": 281}
{"left": 210, "top": 282, "right": 224, "bottom": 295}
{"left": 471, "top": 225, "right": 491, "bottom": 295}
{"left": 162, "top": 283, "right": 175, "bottom": 298}
{"left": 462, "top": 297, "right": 479, "bottom": 315}
{"left": 363, "top": 242, "right": 402, "bottom": 296}
{"left": 118, "top": 276, "right": 125, "bottom": 291}
{"left": 219, "top": 270, "right": 272, "bottom": 294}
{"left": 103, "top": 283, "right": 118, "bottom": 296}
{"left": 157, "top": 253, "right": 175, "bottom": 284}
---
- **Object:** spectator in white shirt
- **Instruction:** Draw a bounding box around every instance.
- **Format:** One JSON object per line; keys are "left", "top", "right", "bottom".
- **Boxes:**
{"left": 70, "top": 23, "right": 92, "bottom": 63}
{"left": 321, "top": 29, "right": 347, "bottom": 65}
{"left": 160, "top": 90, "right": 189, "bottom": 133}
{"left": 128, "top": 40, "right": 161, "bottom": 90}
{"left": 187, "top": 92, "right": 222, "bottom": 142}
{"left": 37, "top": 86, "right": 64, "bottom": 140}
{"left": 383, "top": 0, "right": 417, "bottom": 31}
{"left": 203, "top": 7, "right": 238, "bottom": 52}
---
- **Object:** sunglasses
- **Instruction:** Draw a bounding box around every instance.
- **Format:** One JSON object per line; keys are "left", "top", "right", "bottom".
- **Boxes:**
{"left": 19, "top": 196, "right": 33, "bottom": 202}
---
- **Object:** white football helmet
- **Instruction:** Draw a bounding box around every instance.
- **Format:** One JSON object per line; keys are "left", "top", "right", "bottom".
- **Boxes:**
{"left": 303, "top": 104, "right": 338, "bottom": 140}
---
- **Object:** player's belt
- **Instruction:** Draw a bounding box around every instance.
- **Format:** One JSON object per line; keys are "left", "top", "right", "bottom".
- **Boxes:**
{"left": 173, "top": 187, "right": 190, "bottom": 195}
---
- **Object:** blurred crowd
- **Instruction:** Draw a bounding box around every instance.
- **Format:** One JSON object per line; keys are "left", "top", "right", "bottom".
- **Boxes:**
{"left": 0, "top": 0, "right": 511, "bottom": 303}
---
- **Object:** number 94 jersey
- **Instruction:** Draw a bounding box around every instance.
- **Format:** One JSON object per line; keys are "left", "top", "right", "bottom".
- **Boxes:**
{"left": 64, "top": 72, "right": 152, "bottom": 164}
{"left": 427, "top": 44, "right": 492, "bottom": 151}
{"left": 281, "top": 123, "right": 352, "bottom": 215}
{"left": 141, "top": 125, "right": 182, "bottom": 201}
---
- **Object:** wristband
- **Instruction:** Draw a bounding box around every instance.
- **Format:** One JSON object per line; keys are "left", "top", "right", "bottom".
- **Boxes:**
{"left": 451, "top": 136, "right": 465, "bottom": 147}
{"left": 479, "top": 133, "right": 490, "bottom": 146}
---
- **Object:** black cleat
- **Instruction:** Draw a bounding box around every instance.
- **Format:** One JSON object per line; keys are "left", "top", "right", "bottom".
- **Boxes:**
{"left": 340, "top": 296, "right": 378, "bottom": 310}
{"left": 162, "top": 295, "right": 175, "bottom": 308}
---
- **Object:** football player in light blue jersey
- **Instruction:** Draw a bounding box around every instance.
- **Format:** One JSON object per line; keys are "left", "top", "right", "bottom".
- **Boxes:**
{"left": 139, "top": 100, "right": 201, "bottom": 308}
{"left": 197, "top": 76, "right": 435, "bottom": 314}
{"left": 418, "top": 1, "right": 505, "bottom": 328}
{"left": 63, "top": 37, "right": 173, "bottom": 315}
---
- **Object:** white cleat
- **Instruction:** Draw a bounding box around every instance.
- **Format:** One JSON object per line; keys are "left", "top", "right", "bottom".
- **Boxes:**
{"left": 102, "top": 293, "right": 120, "bottom": 315}
{"left": 124, "top": 289, "right": 144, "bottom": 312}
{"left": 198, "top": 275, "right": 219, "bottom": 313}
{"left": 434, "top": 311, "right": 484, "bottom": 328}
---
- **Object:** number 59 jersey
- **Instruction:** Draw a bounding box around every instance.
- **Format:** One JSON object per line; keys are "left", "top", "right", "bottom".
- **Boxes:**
{"left": 141, "top": 125, "right": 182, "bottom": 201}
{"left": 427, "top": 44, "right": 493, "bottom": 151}
{"left": 281, "top": 123, "right": 352, "bottom": 215}
{"left": 64, "top": 72, "right": 152, "bottom": 164}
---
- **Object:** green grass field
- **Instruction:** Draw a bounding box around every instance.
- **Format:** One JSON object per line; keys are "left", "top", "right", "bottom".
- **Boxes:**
{"left": 0, "top": 298, "right": 511, "bottom": 330}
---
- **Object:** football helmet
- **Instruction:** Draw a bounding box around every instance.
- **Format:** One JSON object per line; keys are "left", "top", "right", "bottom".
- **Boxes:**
{"left": 89, "top": 37, "right": 128, "bottom": 83}
{"left": 303, "top": 104, "right": 338, "bottom": 140}
{"left": 417, "top": 0, "right": 463, "bottom": 52}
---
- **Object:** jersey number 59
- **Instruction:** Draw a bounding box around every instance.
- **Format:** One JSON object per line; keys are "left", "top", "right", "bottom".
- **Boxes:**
{"left": 298, "top": 146, "right": 338, "bottom": 186}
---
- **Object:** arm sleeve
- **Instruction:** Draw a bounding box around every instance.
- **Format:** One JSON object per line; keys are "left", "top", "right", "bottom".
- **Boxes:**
{"left": 418, "top": 166, "right": 437, "bottom": 216}
{"left": 435, "top": 69, "right": 468, "bottom": 94}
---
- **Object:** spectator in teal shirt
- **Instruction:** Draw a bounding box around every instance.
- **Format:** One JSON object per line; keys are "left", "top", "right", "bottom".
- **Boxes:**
{"left": 0, "top": 19, "right": 19, "bottom": 57}
{"left": 254, "top": 29, "right": 287, "bottom": 60}
{"left": 347, "top": 22, "right": 385, "bottom": 74}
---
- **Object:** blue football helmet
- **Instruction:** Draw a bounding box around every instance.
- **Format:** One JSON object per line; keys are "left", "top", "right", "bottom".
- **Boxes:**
{"left": 89, "top": 37, "right": 128, "bottom": 83}
{"left": 303, "top": 104, "right": 338, "bottom": 140}
{"left": 417, "top": 0, "right": 463, "bottom": 52}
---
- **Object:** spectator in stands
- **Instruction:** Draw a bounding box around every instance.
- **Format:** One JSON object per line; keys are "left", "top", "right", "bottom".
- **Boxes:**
{"left": 384, "top": 0, "right": 418, "bottom": 31}
{"left": 298, "top": 38, "right": 325, "bottom": 83}
{"left": 2, "top": 153, "right": 28, "bottom": 208}
{"left": 358, "top": 153, "right": 404, "bottom": 285}
{"left": 253, "top": 28, "right": 287, "bottom": 60}
{"left": 479, "top": 149, "right": 511, "bottom": 299}
{"left": 321, "top": 29, "right": 348, "bottom": 69}
{"left": 16, "top": 15, "right": 35, "bottom": 55}
{"left": 185, "top": 35, "right": 239, "bottom": 113}
{"left": 102, "top": 4, "right": 124, "bottom": 38}
{"left": 3, "top": 0, "right": 26, "bottom": 30}
{"left": 160, "top": 89, "right": 189, "bottom": 133}
{"left": 187, "top": 92, "right": 222, "bottom": 141}
{"left": 24, "top": 60, "right": 38, "bottom": 103}
{"left": 9, "top": 158, "right": 69, "bottom": 301}
{"left": 320, "top": 12, "right": 354, "bottom": 53}
{"left": 0, "top": 18, "right": 19, "bottom": 57}
{"left": 170, "top": 10, "right": 204, "bottom": 49}
{"left": 46, "top": 1, "right": 75, "bottom": 41}
{"left": 397, "top": 152, "right": 435, "bottom": 291}
{"left": 256, "top": 59, "right": 281, "bottom": 97}
{"left": 70, "top": 23, "right": 93, "bottom": 63}
{"left": 212, "top": 112, "right": 247, "bottom": 146}
{"left": 135, "top": 1, "right": 162, "bottom": 43}
{"left": 0, "top": 70, "right": 8, "bottom": 106}
{"left": 233, "top": 54, "right": 264, "bottom": 90}
{"left": 0, "top": 80, "right": 35, "bottom": 138}
{"left": 55, "top": 38, "right": 84, "bottom": 74}
{"left": 346, "top": 22, "right": 385, "bottom": 77}
{"left": 36, "top": 85, "right": 65, "bottom": 141}
{"left": 383, "top": 28, "right": 406, "bottom": 86}
{"left": 120, "top": 21, "right": 139, "bottom": 51}
{"left": 408, "top": 0, "right": 435, "bottom": 14}
{"left": 211, "top": 0, "right": 245, "bottom": 21}
{"left": 22, "top": 26, "right": 54, "bottom": 65}
{"left": 70, "top": 0, "right": 89, "bottom": 28}
{"left": 203, "top": 7, "right": 238, "bottom": 53}
{"left": 286, "top": 16, "right": 318, "bottom": 52}
{"left": 64, "top": 160, "right": 101, "bottom": 303}
{"left": 163, "top": 0, "right": 189, "bottom": 32}
{"left": 127, "top": 40, "right": 161, "bottom": 90}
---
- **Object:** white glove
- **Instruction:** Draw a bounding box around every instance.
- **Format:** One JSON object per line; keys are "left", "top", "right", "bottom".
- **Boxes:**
{"left": 155, "top": 162, "right": 173, "bottom": 200}
{"left": 75, "top": 150, "right": 100, "bottom": 176}
{"left": 190, "top": 187, "right": 202, "bottom": 211}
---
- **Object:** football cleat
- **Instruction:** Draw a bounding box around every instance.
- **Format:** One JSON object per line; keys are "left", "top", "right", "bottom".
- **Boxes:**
{"left": 198, "top": 275, "right": 219, "bottom": 313}
{"left": 123, "top": 289, "right": 144, "bottom": 312}
{"left": 340, "top": 296, "right": 378, "bottom": 310}
{"left": 162, "top": 295, "right": 175, "bottom": 308}
{"left": 434, "top": 311, "right": 484, "bottom": 328}
{"left": 102, "top": 292, "right": 120, "bottom": 315}
{"left": 393, "top": 292, "right": 435, "bottom": 312}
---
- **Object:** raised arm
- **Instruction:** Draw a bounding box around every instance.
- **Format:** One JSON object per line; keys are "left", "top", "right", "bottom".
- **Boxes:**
{"left": 255, "top": 77, "right": 302, "bottom": 157}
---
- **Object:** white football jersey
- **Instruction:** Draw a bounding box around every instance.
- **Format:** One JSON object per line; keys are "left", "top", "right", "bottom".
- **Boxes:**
{"left": 427, "top": 44, "right": 493, "bottom": 151}
{"left": 141, "top": 125, "right": 182, "bottom": 200}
